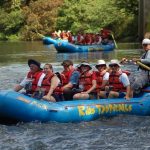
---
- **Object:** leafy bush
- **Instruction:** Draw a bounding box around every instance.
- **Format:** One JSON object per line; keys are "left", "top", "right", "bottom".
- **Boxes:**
{"left": 0, "top": 8, "right": 24, "bottom": 40}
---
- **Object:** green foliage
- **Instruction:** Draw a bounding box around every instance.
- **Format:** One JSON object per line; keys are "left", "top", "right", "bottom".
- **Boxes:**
{"left": 56, "top": 0, "right": 137, "bottom": 39}
{"left": 6, "top": 34, "right": 21, "bottom": 41}
{"left": 0, "top": 8, "right": 24, "bottom": 40}
{"left": 115, "top": 0, "right": 138, "bottom": 15}
{"left": 0, "top": 0, "right": 139, "bottom": 41}
{"left": 20, "top": 0, "right": 63, "bottom": 40}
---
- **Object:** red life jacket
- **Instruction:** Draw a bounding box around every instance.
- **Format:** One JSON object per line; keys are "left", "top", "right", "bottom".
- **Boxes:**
{"left": 109, "top": 70, "right": 127, "bottom": 92}
{"left": 41, "top": 73, "right": 63, "bottom": 95}
{"left": 85, "top": 34, "right": 92, "bottom": 45}
{"left": 27, "top": 71, "right": 43, "bottom": 94}
{"left": 95, "top": 35, "right": 102, "bottom": 44}
{"left": 77, "top": 35, "right": 84, "bottom": 44}
{"left": 77, "top": 35, "right": 82, "bottom": 43}
{"left": 79, "top": 71, "right": 93, "bottom": 91}
{"left": 94, "top": 70, "right": 107, "bottom": 90}
{"left": 61, "top": 68, "right": 75, "bottom": 85}
{"left": 68, "top": 35, "right": 73, "bottom": 43}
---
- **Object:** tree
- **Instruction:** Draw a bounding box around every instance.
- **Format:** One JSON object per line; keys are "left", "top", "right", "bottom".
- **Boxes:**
{"left": 56, "top": 0, "right": 136, "bottom": 39}
{"left": 0, "top": 0, "right": 24, "bottom": 40}
{"left": 21, "top": 0, "right": 63, "bottom": 40}
{"left": 115, "top": 0, "right": 138, "bottom": 15}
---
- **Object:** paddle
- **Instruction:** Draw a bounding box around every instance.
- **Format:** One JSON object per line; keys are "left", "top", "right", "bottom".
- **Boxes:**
{"left": 120, "top": 59, "right": 150, "bottom": 70}
{"left": 111, "top": 33, "right": 118, "bottom": 49}
{"left": 136, "top": 61, "right": 150, "bottom": 71}
{"left": 31, "top": 29, "right": 45, "bottom": 38}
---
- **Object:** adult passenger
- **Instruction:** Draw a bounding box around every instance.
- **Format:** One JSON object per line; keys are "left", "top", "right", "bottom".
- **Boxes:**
{"left": 61, "top": 60, "right": 80, "bottom": 100}
{"left": 129, "top": 38, "right": 150, "bottom": 97}
{"left": 105, "top": 60, "right": 131, "bottom": 100}
{"left": 73, "top": 62, "right": 97, "bottom": 100}
{"left": 14, "top": 59, "right": 44, "bottom": 95}
{"left": 94, "top": 60, "right": 109, "bottom": 98}
{"left": 38, "top": 64, "right": 63, "bottom": 102}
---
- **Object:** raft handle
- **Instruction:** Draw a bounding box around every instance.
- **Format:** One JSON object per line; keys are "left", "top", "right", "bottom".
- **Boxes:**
{"left": 49, "top": 109, "right": 58, "bottom": 112}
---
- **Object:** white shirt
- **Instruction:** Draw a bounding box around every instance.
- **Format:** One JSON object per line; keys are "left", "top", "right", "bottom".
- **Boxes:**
{"left": 141, "top": 50, "right": 150, "bottom": 64}
{"left": 19, "top": 72, "right": 45, "bottom": 87}
{"left": 103, "top": 72, "right": 109, "bottom": 80}
{"left": 119, "top": 73, "right": 130, "bottom": 87}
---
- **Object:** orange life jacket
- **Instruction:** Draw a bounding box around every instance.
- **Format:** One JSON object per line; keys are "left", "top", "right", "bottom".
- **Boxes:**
{"left": 95, "top": 35, "right": 102, "bottom": 44}
{"left": 68, "top": 35, "right": 73, "bottom": 43}
{"left": 85, "top": 34, "right": 92, "bottom": 45}
{"left": 61, "top": 68, "right": 75, "bottom": 85}
{"left": 79, "top": 71, "right": 93, "bottom": 91}
{"left": 27, "top": 71, "right": 43, "bottom": 94}
{"left": 41, "top": 73, "right": 63, "bottom": 95}
{"left": 95, "top": 70, "right": 107, "bottom": 91}
{"left": 109, "top": 70, "right": 128, "bottom": 92}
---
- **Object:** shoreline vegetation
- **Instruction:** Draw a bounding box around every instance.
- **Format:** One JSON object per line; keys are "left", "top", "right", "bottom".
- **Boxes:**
{"left": 0, "top": 0, "right": 138, "bottom": 42}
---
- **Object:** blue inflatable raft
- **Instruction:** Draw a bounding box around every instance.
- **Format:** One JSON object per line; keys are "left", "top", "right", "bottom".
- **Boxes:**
{"left": 0, "top": 89, "right": 150, "bottom": 123}
{"left": 43, "top": 37, "right": 62, "bottom": 45}
{"left": 43, "top": 37, "right": 115, "bottom": 52}
{"left": 54, "top": 41, "right": 115, "bottom": 53}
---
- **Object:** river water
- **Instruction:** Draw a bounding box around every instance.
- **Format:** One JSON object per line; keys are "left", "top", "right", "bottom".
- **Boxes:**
{"left": 0, "top": 41, "right": 150, "bottom": 150}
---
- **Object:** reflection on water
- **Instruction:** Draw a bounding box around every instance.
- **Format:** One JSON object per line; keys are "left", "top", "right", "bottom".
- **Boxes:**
{"left": 0, "top": 41, "right": 143, "bottom": 66}
{"left": 1, "top": 41, "right": 150, "bottom": 150}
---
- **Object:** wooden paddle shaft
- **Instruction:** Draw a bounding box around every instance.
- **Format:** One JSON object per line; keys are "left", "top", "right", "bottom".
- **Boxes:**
{"left": 136, "top": 61, "right": 150, "bottom": 71}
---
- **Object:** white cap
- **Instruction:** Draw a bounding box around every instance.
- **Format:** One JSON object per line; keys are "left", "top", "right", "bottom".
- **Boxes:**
{"left": 97, "top": 60, "right": 106, "bottom": 65}
{"left": 96, "top": 60, "right": 106, "bottom": 67}
{"left": 77, "top": 62, "right": 92, "bottom": 70}
{"left": 142, "top": 38, "right": 150, "bottom": 45}
{"left": 109, "top": 59, "right": 120, "bottom": 67}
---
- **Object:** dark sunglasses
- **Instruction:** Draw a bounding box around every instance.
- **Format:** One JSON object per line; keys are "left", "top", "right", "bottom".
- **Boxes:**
{"left": 81, "top": 65, "right": 89, "bottom": 67}
{"left": 109, "top": 64, "right": 118, "bottom": 67}
{"left": 62, "top": 64, "right": 69, "bottom": 67}
{"left": 142, "top": 44, "right": 148, "bottom": 47}
{"left": 96, "top": 65, "right": 106, "bottom": 68}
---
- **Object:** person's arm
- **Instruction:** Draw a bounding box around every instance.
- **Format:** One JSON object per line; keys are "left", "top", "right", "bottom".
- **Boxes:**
{"left": 47, "top": 76, "right": 60, "bottom": 96}
{"left": 14, "top": 76, "right": 27, "bottom": 92}
{"left": 100, "top": 72, "right": 109, "bottom": 90}
{"left": 141, "top": 51, "right": 150, "bottom": 64}
{"left": 125, "top": 85, "right": 131, "bottom": 100}
{"left": 62, "top": 71, "right": 80, "bottom": 90}
{"left": 14, "top": 84, "right": 24, "bottom": 92}
{"left": 121, "top": 73, "right": 131, "bottom": 100}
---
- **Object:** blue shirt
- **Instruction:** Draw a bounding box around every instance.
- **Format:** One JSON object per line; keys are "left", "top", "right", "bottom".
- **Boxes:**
{"left": 69, "top": 71, "right": 80, "bottom": 85}
{"left": 141, "top": 50, "right": 150, "bottom": 64}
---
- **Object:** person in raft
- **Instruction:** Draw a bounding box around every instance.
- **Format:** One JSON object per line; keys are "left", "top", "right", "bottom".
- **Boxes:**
{"left": 36, "top": 63, "right": 63, "bottom": 102}
{"left": 94, "top": 60, "right": 110, "bottom": 99}
{"left": 104, "top": 59, "right": 131, "bottom": 100}
{"left": 14, "top": 59, "right": 44, "bottom": 96}
{"left": 73, "top": 62, "right": 97, "bottom": 100}
{"left": 129, "top": 38, "right": 150, "bottom": 97}
{"left": 61, "top": 60, "right": 80, "bottom": 100}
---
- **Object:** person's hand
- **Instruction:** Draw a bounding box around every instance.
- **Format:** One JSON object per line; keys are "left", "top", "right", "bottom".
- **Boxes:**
{"left": 132, "top": 58, "right": 140, "bottom": 63}
{"left": 120, "top": 58, "right": 128, "bottom": 64}
{"left": 124, "top": 95, "right": 130, "bottom": 101}
{"left": 81, "top": 91, "right": 88, "bottom": 94}
{"left": 105, "top": 86, "right": 110, "bottom": 92}
{"left": 42, "top": 95, "right": 51, "bottom": 101}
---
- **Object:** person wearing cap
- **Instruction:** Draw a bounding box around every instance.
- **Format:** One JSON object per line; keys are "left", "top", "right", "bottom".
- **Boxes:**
{"left": 94, "top": 60, "right": 109, "bottom": 99}
{"left": 105, "top": 59, "right": 131, "bottom": 100}
{"left": 14, "top": 59, "right": 44, "bottom": 95}
{"left": 61, "top": 60, "right": 80, "bottom": 100}
{"left": 129, "top": 38, "right": 150, "bottom": 97}
{"left": 73, "top": 62, "right": 97, "bottom": 100}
